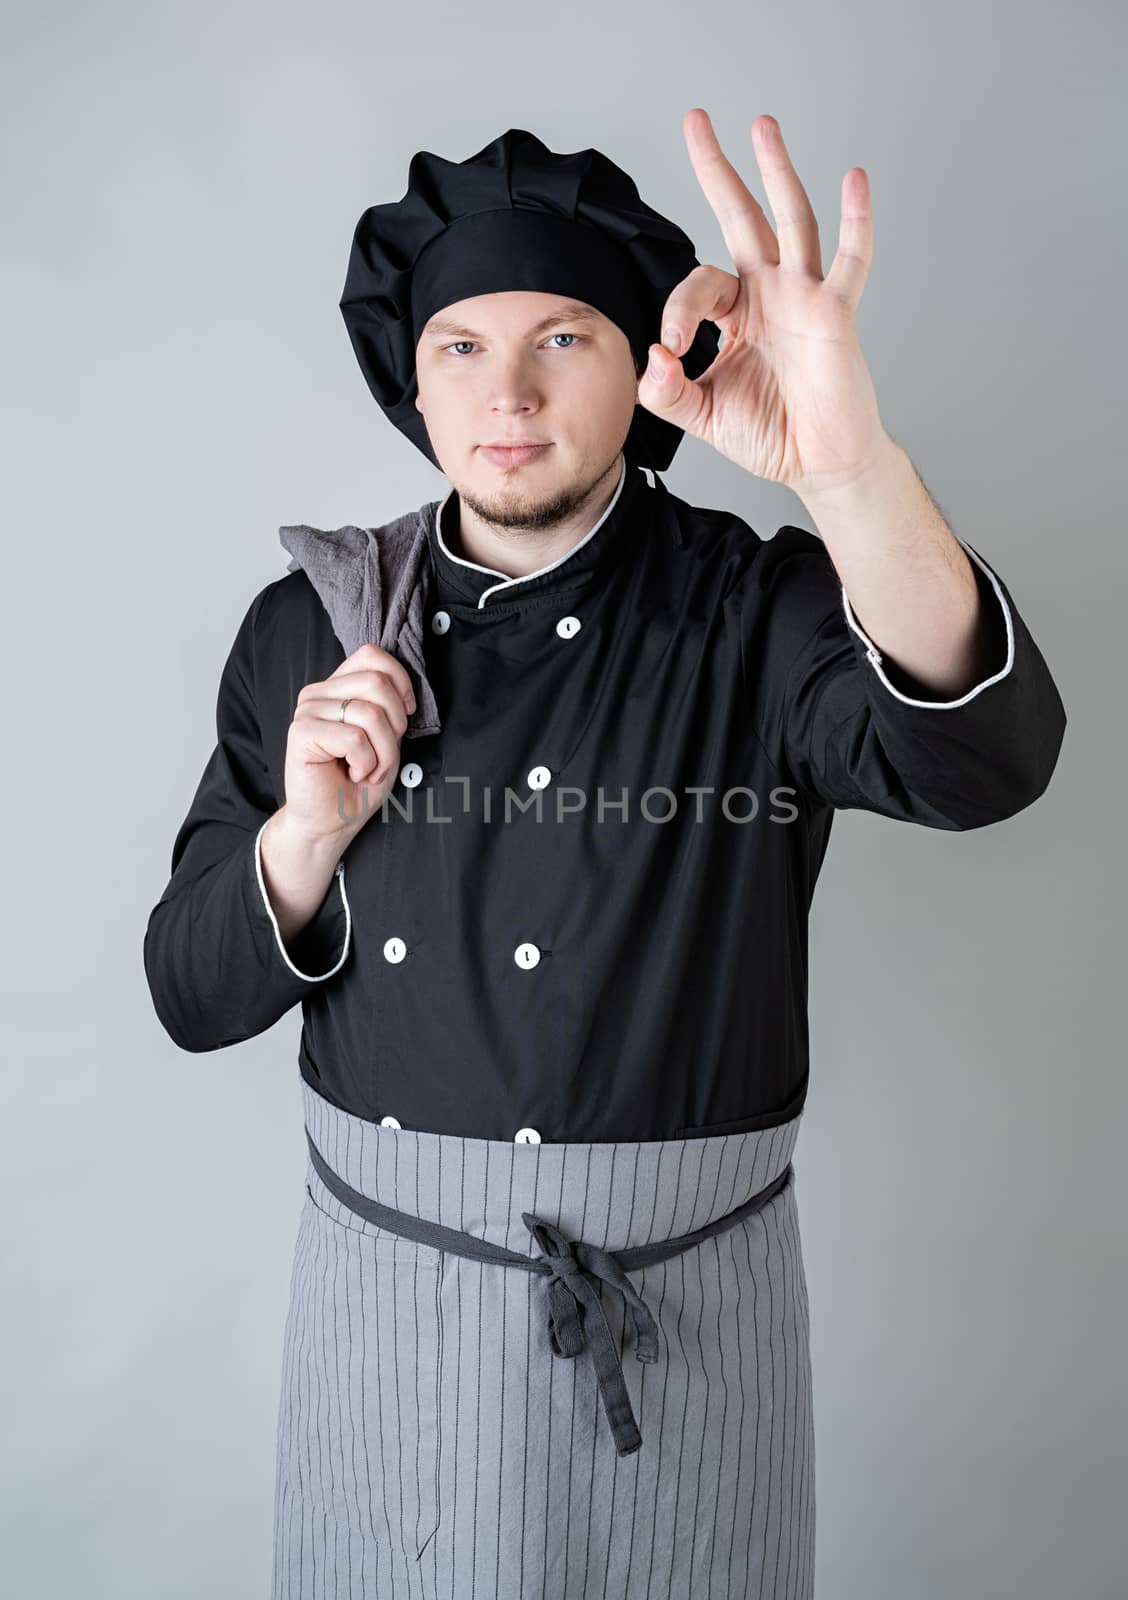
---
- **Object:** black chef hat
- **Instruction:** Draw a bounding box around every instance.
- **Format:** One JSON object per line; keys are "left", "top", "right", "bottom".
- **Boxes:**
{"left": 338, "top": 127, "right": 720, "bottom": 473}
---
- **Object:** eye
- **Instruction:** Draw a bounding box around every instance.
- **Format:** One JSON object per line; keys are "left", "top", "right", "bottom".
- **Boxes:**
{"left": 440, "top": 332, "right": 585, "bottom": 357}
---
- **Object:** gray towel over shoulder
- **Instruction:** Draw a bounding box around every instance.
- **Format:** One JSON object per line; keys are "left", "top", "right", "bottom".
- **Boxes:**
{"left": 279, "top": 502, "right": 443, "bottom": 739}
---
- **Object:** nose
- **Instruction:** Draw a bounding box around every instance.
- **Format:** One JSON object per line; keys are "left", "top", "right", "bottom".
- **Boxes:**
{"left": 485, "top": 353, "right": 546, "bottom": 416}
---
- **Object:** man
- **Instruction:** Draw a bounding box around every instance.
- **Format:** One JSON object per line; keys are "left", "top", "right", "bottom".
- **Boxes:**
{"left": 143, "top": 115, "right": 1066, "bottom": 1598}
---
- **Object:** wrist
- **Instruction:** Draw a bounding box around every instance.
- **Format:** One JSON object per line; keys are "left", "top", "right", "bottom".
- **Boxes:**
{"left": 795, "top": 434, "right": 907, "bottom": 513}
{"left": 265, "top": 806, "right": 348, "bottom": 872}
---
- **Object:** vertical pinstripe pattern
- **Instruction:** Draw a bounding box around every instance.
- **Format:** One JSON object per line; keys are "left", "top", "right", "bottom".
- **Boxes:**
{"left": 271, "top": 1079, "right": 814, "bottom": 1598}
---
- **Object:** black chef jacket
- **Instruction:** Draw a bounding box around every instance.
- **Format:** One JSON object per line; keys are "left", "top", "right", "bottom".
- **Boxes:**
{"left": 143, "top": 456, "right": 1066, "bottom": 1142}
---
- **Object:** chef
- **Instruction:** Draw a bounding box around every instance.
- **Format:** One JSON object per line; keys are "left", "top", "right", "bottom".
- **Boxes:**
{"left": 143, "top": 116, "right": 1066, "bottom": 1599}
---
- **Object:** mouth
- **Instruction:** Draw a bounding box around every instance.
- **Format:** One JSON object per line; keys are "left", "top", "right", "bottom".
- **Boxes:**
{"left": 478, "top": 443, "right": 552, "bottom": 468}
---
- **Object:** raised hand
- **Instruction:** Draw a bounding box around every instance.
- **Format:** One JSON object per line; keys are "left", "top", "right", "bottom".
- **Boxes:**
{"left": 638, "top": 109, "right": 892, "bottom": 498}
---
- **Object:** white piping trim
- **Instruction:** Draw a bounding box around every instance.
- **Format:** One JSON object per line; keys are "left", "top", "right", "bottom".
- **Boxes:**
{"left": 253, "top": 819, "right": 352, "bottom": 981}
{"left": 433, "top": 455, "right": 628, "bottom": 611}
{"left": 840, "top": 535, "right": 1016, "bottom": 710}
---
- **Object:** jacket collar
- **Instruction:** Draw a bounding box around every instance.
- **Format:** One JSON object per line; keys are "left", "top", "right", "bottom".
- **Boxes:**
{"left": 426, "top": 454, "right": 652, "bottom": 609}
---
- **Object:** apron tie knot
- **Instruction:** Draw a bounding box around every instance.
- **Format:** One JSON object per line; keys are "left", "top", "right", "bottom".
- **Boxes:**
{"left": 521, "top": 1210, "right": 659, "bottom": 1457}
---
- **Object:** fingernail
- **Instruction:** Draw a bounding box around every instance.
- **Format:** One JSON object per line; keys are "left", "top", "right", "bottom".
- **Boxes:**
{"left": 648, "top": 348, "right": 665, "bottom": 380}
{"left": 662, "top": 327, "right": 681, "bottom": 353}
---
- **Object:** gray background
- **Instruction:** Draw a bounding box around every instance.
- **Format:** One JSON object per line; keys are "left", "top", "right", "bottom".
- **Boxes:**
{"left": 2, "top": 1, "right": 1124, "bottom": 1594}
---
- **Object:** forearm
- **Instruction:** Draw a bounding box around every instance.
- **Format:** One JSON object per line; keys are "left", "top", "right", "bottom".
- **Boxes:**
{"left": 259, "top": 806, "right": 347, "bottom": 946}
{"left": 796, "top": 437, "right": 997, "bottom": 698}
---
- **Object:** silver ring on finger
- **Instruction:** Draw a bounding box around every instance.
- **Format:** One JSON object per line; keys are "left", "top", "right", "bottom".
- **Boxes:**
{"left": 338, "top": 697, "right": 351, "bottom": 721}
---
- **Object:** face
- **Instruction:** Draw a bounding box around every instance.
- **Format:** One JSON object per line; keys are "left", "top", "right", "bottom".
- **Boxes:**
{"left": 414, "top": 291, "right": 645, "bottom": 531}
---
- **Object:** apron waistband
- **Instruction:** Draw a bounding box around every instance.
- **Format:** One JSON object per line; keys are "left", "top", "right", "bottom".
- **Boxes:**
{"left": 305, "top": 1124, "right": 793, "bottom": 1458}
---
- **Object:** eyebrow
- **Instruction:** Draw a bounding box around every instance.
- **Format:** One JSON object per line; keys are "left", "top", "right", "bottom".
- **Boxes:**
{"left": 422, "top": 301, "right": 601, "bottom": 342}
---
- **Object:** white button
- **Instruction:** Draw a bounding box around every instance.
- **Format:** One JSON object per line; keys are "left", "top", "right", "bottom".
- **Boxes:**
{"left": 401, "top": 762, "right": 423, "bottom": 787}
{"left": 380, "top": 1115, "right": 402, "bottom": 1130}
{"left": 527, "top": 765, "right": 551, "bottom": 789}
{"left": 556, "top": 616, "right": 582, "bottom": 639}
{"left": 514, "top": 942, "right": 541, "bottom": 969}
{"left": 514, "top": 1127, "right": 541, "bottom": 1144}
{"left": 383, "top": 937, "right": 407, "bottom": 963}
{"left": 432, "top": 610, "right": 451, "bottom": 634}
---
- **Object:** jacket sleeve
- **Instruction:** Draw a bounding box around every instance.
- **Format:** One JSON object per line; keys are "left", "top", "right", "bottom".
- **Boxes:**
{"left": 743, "top": 525, "right": 1067, "bottom": 828}
{"left": 143, "top": 585, "right": 353, "bottom": 1051}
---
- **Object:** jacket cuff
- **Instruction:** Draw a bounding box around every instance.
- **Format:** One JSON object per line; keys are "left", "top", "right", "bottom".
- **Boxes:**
{"left": 839, "top": 535, "right": 1014, "bottom": 708}
{"left": 252, "top": 820, "right": 352, "bottom": 981}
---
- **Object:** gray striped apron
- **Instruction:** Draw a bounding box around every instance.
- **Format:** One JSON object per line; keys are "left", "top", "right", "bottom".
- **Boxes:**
{"left": 272, "top": 1077, "right": 815, "bottom": 1599}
